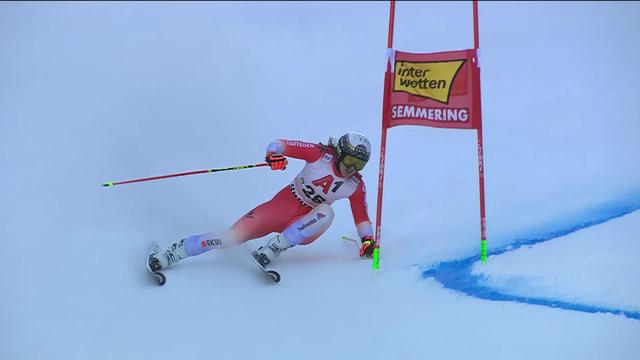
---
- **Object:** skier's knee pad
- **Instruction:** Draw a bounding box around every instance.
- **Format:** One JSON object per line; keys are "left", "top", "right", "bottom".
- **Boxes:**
{"left": 282, "top": 204, "right": 334, "bottom": 246}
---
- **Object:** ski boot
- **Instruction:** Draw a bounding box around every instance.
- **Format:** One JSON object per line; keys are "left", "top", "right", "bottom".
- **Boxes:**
{"left": 149, "top": 238, "right": 188, "bottom": 271}
{"left": 252, "top": 234, "right": 291, "bottom": 267}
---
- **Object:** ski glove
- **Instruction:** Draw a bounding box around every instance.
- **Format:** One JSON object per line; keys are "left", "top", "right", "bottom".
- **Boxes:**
{"left": 359, "top": 235, "right": 375, "bottom": 258}
{"left": 266, "top": 153, "right": 287, "bottom": 170}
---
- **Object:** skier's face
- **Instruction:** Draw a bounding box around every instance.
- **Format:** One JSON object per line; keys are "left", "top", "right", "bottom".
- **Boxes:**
{"left": 339, "top": 161, "right": 358, "bottom": 177}
{"left": 342, "top": 154, "right": 367, "bottom": 171}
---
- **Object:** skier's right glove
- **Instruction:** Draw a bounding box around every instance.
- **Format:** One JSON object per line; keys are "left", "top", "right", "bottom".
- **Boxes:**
{"left": 359, "top": 235, "right": 375, "bottom": 258}
{"left": 266, "top": 153, "right": 287, "bottom": 170}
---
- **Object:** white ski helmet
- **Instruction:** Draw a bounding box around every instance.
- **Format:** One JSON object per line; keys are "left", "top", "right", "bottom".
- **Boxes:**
{"left": 336, "top": 132, "right": 371, "bottom": 171}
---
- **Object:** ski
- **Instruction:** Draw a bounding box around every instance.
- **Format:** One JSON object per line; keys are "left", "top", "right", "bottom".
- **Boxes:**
{"left": 146, "top": 242, "right": 167, "bottom": 286}
{"left": 144, "top": 242, "right": 278, "bottom": 285}
{"left": 342, "top": 235, "right": 362, "bottom": 252}
{"left": 249, "top": 251, "right": 281, "bottom": 283}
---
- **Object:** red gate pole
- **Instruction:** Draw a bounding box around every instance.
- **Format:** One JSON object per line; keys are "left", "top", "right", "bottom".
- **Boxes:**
{"left": 373, "top": 0, "right": 396, "bottom": 270}
{"left": 473, "top": 0, "right": 488, "bottom": 263}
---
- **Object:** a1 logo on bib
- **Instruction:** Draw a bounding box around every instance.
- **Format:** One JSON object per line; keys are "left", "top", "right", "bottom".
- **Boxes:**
{"left": 301, "top": 175, "right": 345, "bottom": 204}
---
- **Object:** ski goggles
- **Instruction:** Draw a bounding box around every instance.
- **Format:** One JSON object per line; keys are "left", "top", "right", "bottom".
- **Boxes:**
{"left": 341, "top": 154, "right": 367, "bottom": 171}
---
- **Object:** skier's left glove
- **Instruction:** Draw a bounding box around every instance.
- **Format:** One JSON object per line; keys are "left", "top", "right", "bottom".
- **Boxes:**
{"left": 359, "top": 235, "right": 375, "bottom": 258}
{"left": 266, "top": 153, "right": 288, "bottom": 170}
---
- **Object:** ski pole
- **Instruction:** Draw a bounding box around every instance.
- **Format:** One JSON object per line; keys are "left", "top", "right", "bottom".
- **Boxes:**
{"left": 102, "top": 162, "right": 269, "bottom": 187}
{"left": 342, "top": 235, "right": 362, "bottom": 251}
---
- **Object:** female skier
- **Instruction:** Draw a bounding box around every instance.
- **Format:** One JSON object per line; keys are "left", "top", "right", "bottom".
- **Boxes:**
{"left": 149, "top": 132, "right": 375, "bottom": 270}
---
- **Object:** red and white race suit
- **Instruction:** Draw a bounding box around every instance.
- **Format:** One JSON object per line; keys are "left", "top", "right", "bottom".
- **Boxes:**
{"left": 227, "top": 139, "right": 373, "bottom": 245}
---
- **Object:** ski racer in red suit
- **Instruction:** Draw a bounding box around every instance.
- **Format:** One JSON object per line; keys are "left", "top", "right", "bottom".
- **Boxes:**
{"left": 149, "top": 132, "right": 375, "bottom": 270}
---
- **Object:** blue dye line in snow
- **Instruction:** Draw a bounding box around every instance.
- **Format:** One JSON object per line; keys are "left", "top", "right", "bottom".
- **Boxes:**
{"left": 422, "top": 194, "right": 640, "bottom": 321}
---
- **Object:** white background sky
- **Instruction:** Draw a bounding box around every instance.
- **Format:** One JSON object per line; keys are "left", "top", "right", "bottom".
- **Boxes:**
{"left": 1, "top": 2, "right": 639, "bottom": 359}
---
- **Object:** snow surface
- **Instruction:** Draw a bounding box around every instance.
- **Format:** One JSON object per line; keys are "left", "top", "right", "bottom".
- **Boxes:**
{"left": 1, "top": 2, "right": 639, "bottom": 360}
{"left": 472, "top": 210, "right": 640, "bottom": 313}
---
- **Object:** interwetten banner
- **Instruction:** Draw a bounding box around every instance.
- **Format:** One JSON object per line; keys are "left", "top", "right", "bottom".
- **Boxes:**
{"left": 388, "top": 49, "right": 481, "bottom": 130}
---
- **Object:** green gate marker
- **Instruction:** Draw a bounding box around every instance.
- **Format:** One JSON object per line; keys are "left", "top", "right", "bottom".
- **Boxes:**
{"left": 372, "top": 248, "right": 380, "bottom": 270}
